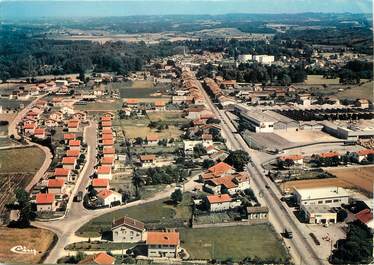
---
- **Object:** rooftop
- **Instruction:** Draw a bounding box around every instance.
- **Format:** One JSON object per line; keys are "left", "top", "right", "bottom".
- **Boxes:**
{"left": 92, "top": 178, "right": 109, "bottom": 187}
{"left": 78, "top": 252, "right": 115, "bottom": 265}
{"left": 207, "top": 194, "right": 232, "bottom": 204}
{"left": 146, "top": 231, "right": 180, "bottom": 246}
{"left": 295, "top": 186, "right": 350, "bottom": 200}
{"left": 112, "top": 216, "right": 145, "bottom": 231}
{"left": 36, "top": 193, "right": 55, "bottom": 204}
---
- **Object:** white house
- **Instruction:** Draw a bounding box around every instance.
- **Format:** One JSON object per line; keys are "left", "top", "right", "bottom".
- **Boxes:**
{"left": 111, "top": 216, "right": 145, "bottom": 243}
{"left": 294, "top": 187, "right": 350, "bottom": 207}
{"left": 96, "top": 166, "right": 112, "bottom": 180}
{"left": 146, "top": 231, "right": 180, "bottom": 258}
{"left": 97, "top": 189, "right": 122, "bottom": 207}
{"left": 35, "top": 193, "right": 57, "bottom": 212}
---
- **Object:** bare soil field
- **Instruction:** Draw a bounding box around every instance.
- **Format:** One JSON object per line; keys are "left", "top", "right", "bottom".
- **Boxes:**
{"left": 284, "top": 166, "right": 374, "bottom": 196}
{"left": 326, "top": 166, "right": 374, "bottom": 196}
{"left": 119, "top": 124, "right": 182, "bottom": 139}
{"left": 283, "top": 178, "right": 350, "bottom": 193}
{"left": 0, "top": 226, "right": 56, "bottom": 264}
{"left": 336, "top": 81, "right": 374, "bottom": 100}
{"left": 304, "top": 75, "right": 340, "bottom": 85}
{"left": 275, "top": 130, "right": 338, "bottom": 143}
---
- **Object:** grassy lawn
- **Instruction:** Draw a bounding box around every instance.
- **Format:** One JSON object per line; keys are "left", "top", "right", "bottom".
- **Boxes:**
{"left": 0, "top": 226, "right": 56, "bottom": 264}
{"left": 147, "top": 111, "right": 188, "bottom": 124}
{"left": 180, "top": 224, "right": 288, "bottom": 262}
{"left": 0, "top": 146, "right": 45, "bottom": 174}
{"left": 77, "top": 194, "right": 192, "bottom": 237}
{"left": 131, "top": 145, "right": 180, "bottom": 155}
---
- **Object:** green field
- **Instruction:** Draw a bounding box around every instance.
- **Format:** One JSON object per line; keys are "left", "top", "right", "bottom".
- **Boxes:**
{"left": 77, "top": 194, "right": 192, "bottom": 237}
{"left": 65, "top": 241, "right": 135, "bottom": 251}
{"left": 180, "top": 225, "right": 288, "bottom": 262}
{"left": 0, "top": 146, "right": 45, "bottom": 173}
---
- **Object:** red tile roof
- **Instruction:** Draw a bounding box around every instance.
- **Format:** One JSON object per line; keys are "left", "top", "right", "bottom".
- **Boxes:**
{"left": 24, "top": 123, "right": 36, "bottom": 129}
{"left": 78, "top": 252, "right": 115, "bottom": 265}
{"left": 112, "top": 216, "right": 145, "bottom": 231}
{"left": 68, "top": 120, "right": 79, "bottom": 128}
{"left": 92, "top": 178, "right": 109, "bottom": 187}
{"left": 66, "top": 150, "right": 80, "bottom": 157}
{"left": 97, "top": 166, "right": 111, "bottom": 174}
{"left": 102, "top": 128, "right": 112, "bottom": 134}
{"left": 101, "top": 121, "right": 112, "bottom": 127}
{"left": 356, "top": 149, "right": 374, "bottom": 156}
{"left": 101, "top": 157, "right": 114, "bottom": 165}
{"left": 101, "top": 116, "right": 112, "bottom": 122}
{"left": 36, "top": 193, "right": 55, "bottom": 204}
{"left": 207, "top": 162, "right": 233, "bottom": 176}
{"left": 146, "top": 231, "right": 180, "bottom": 246}
{"left": 154, "top": 101, "right": 166, "bottom": 107}
{"left": 102, "top": 139, "right": 114, "bottom": 146}
{"left": 139, "top": 155, "right": 156, "bottom": 161}
{"left": 97, "top": 189, "right": 113, "bottom": 199}
{"left": 146, "top": 134, "right": 159, "bottom": 142}
{"left": 47, "top": 179, "right": 65, "bottom": 188}
{"left": 102, "top": 133, "right": 113, "bottom": 140}
{"left": 62, "top": 157, "right": 76, "bottom": 165}
{"left": 69, "top": 140, "right": 81, "bottom": 147}
{"left": 355, "top": 209, "right": 373, "bottom": 224}
{"left": 126, "top": 98, "right": 139, "bottom": 104}
{"left": 54, "top": 168, "right": 70, "bottom": 176}
{"left": 207, "top": 194, "right": 232, "bottom": 204}
{"left": 319, "top": 151, "right": 340, "bottom": 158}
{"left": 280, "top": 155, "right": 303, "bottom": 161}
{"left": 64, "top": 133, "right": 76, "bottom": 140}
{"left": 103, "top": 147, "right": 115, "bottom": 154}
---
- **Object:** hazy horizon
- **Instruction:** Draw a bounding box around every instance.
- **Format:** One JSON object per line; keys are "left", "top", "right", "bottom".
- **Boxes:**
{"left": 1, "top": 0, "right": 372, "bottom": 20}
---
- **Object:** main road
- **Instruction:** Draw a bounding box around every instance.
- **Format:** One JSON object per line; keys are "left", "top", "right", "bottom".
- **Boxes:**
{"left": 198, "top": 80, "right": 327, "bottom": 265}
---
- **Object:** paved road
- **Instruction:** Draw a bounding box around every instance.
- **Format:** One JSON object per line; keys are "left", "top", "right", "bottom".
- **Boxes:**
{"left": 197, "top": 79, "right": 327, "bottom": 265}
{"left": 33, "top": 119, "right": 201, "bottom": 263}
{"left": 8, "top": 94, "right": 48, "bottom": 139}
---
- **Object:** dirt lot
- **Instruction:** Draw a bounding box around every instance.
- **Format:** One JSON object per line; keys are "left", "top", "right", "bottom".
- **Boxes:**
{"left": 284, "top": 166, "right": 374, "bottom": 197}
{"left": 119, "top": 124, "right": 182, "bottom": 139}
{"left": 336, "top": 81, "right": 374, "bottom": 100}
{"left": 0, "top": 226, "right": 56, "bottom": 264}
{"left": 326, "top": 166, "right": 374, "bottom": 196}
{"left": 275, "top": 130, "right": 338, "bottom": 143}
{"left": 304, "top": 75, "right": 340, "bottom": 85}
{"left": 283, "top": 178, "right": 350, "bottom": 193}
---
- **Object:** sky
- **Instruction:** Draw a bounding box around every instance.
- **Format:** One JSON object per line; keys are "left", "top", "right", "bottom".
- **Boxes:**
{"left": 1, "top": 0, "right": 372, "bottom": 19}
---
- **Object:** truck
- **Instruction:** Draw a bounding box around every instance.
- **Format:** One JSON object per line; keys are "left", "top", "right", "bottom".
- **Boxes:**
{"left": 284, "top": 228, "right": 293, "bottom": 239}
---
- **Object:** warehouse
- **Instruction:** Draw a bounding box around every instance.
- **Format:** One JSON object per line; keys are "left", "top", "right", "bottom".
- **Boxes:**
{"left": 294, "top": 186, "right": 350, "bottom": 207}
{"left": 237, "top": 108, "right": 299, "bottom": 133}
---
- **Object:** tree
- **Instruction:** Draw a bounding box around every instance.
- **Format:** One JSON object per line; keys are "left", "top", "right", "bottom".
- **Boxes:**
{"left": 170, "top": 189, "right": 183, "bottom": 205}
{"left": 225, "top": 150, "right": 251, "bottom": 171}
{"left": 14, "top": 189, "right": 33, "bottom": 227}
{"left": 203, "top": 159, "right": 215, "bottom": 169}
{"left": 193, "top": 143, "right": 207, "bottom": 158}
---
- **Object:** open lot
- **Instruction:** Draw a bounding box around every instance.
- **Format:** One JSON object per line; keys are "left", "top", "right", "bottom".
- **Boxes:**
{"left": 180, "top": 224, "right": 288, "bottom": 262}
{"left": 336, "top": 81, "right": 374, "bottom": 100}
{"left": 284, "top": 166, "right": 374, "bottom": 196}
{"left": 275, "top": 130, "right": 338, "bottom": 143}
{"left": 304, "top": 75, "right": 340, "bottom": 85}
{"left": 0, "top": 114, "right": 16, "bottom": 136}
{"left": 77, "top": 194, "right": 192, "bottom": 237}
{"left": 325, "top": 166, "right": 374, "bottom": 196}
{"left": 0, "top": 226, "right": 56, "bottom": 264}
{"left": 74, "top": 100, "right": 122, "bottom": 111}
{"left": 0, "top": 146, "right": 45, "bottom": 174}
{"left": 118, "top": 123, "right": 182, "bottom": 139}
{"left": 112, "top": 81, "right": 171, "bottom": 99}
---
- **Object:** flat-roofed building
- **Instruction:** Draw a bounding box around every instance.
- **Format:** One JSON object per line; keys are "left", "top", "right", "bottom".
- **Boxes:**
{"left": 301, "top": 204, "right": 337, "bottom": 225}
{"left": 294, "top": 187, "right": 350, "bottom": 207}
